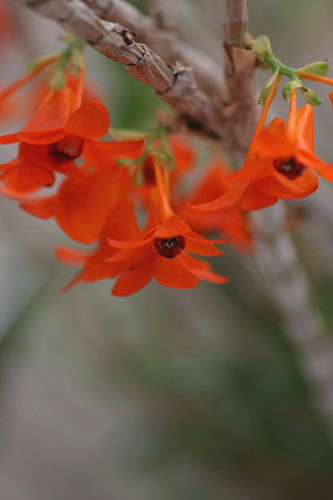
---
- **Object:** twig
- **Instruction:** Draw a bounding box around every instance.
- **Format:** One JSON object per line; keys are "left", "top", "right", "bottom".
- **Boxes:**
{"left": 82, "top": 0, "right": 227, "bottom": 102}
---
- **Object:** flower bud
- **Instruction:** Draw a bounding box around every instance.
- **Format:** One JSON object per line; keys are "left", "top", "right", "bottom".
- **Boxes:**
{"left": 251, "top": 35, "right": 273, "bottom": 58}
{"left": 301, "top": 87, "right": 322, "bottom": 106}
{"left": 282, "top": 80, "right": 302, "bottom": 102}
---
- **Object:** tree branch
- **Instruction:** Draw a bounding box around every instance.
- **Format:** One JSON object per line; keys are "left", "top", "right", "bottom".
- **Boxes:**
{"left": 221, "top": 0, "right": 258, "bottom": 154}
{"left": 16, "top": 0, "right": 234, "bottom": 144}
{"left": 82, "top": 0, "right": 227, "bottom": 103}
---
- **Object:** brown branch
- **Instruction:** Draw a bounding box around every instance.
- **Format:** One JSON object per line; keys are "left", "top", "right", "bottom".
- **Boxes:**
{"left": 82, "top": 0, "right": 227, "bottom": 103}
{"left": 222, "top": 0, "right": 248, "bottom": 50}
{"left": 221, "top": 0, "right": 258, "bottom": 154}
{"left": 15, "top": 0, "right": 233, "bottom": 145}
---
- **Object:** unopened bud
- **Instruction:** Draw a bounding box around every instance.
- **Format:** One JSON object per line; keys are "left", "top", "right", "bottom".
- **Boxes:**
{"left": 251, "top": 35, "right": 273, "bottom": 58}
{"left": 301, "top": 87, "right": 322, "bottom": 106}
{"left": 282, "top": 80, "right": 302, "bottom": 102}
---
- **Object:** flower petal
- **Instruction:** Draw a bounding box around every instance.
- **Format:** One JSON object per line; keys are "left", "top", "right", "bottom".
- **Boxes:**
{"left": 112, "top": 261, "right": 154, "bottom": 296}
{"left": 20, "top": 87, "right": 74, "bottom": 138}
{"left": 314, "top": 162, "right": 333, "bottom": 182}
{"left": 256, "top": 168, "right": 319, "bottom": 199}
{"left": 186, "top": 237, "right": 223, "bottom": 256}
{"left": 240, "top": 184, "right": 277, "bottom": 211}
{"left": 55, "top": 246, "right": 89, "bottom": 265}
{"left": 296, "top": 105, "right": 314, "bottom": 152}
{"left": 18, "top": 162, "right": 54, "bottom": 186}
{"left": 183, "top": 254, "right": 229, "bottom": 284}
{"left": 64, "top": 98, "right": 110, "bottom": 138}
{"left": 54, "top": 167, "right": 129, "bottom": 244}
{"left": 154, "top": 254, "right": 199, "bottom": 288}
{"left": 187, "top": 183, "right": 246, "bottom": 213}
{"left": 107, "top": 237, "right": 153, "bottom": 249}
{"left": 20, "top": 196, "right": 55, "bottom": 219}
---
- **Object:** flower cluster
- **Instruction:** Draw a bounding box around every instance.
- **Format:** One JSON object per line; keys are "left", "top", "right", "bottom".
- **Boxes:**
{"left": 0, "top": 40, "right": 252, "bottom": 296}
{"left": 1, "top": 36, "right": 333, "bottom": 297}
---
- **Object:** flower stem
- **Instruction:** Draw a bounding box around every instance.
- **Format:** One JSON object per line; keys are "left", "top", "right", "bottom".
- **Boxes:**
{"left": 152, "top": 157, "right": 173, "bottom": 222}
{"left": 253, "top": 74, "right": 281, "bottom": 140}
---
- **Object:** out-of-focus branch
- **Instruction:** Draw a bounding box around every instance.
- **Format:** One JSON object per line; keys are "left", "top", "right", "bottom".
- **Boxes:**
{"left": 15, "top": 0, "right": 231, "bottom": 144}
{"left": 82, "top": 0, "right": 226, "bottom": 103}
{"left": 221, "top": 0, "right": 258, "bottom": 154}
{"left": 222, "top": 0, "right": 247, "bottom": 51}
{"left": 252, "top": 203, "right": 333, "bottom": 441}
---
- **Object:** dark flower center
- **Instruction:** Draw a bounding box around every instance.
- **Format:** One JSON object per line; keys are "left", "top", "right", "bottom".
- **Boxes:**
{"left": 274, "top": 157, "right": 305, "bottom": 180}
{"left": 143, "top": 157, "right": 155, "bottom": 185}
{"left": 153, "top": 235, "right": 186, "bottom": 259}
{"left": 48, "top": 135, "right": 83, "bottom": 164}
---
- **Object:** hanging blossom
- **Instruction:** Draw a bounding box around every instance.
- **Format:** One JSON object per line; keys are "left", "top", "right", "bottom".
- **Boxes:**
{"left": 189, "top": 72, "right": 333, "bottom": 215}
{"left": 0, "top": 42, "right": 144, "bottom": 193}
{"left": 55, "top": 157, "right": 230, "bottom": 296}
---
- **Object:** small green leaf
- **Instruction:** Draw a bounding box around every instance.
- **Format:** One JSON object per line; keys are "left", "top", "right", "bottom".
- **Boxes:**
{"left": 297, "top": 61, "right": 329, "bottom": 77}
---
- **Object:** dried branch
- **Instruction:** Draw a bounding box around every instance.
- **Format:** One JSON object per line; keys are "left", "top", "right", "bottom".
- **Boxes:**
{"left": 222, "top": 0, "right": 247, "bottom": 51}
{"left": 82, "top": 0, "right": 227, "bottom": 102}
{"left": 221, "top": 0, "right": 258, "bottom": 153}
{"left": 15, "top": 0, "right": 234, "bottom": 145}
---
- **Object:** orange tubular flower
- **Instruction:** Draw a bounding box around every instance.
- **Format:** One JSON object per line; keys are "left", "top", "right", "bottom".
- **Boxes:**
{"left": 191, "top": 80, "right": 333, "bottom": 213}
{"left": 0, "top": 71, "right": 144, "bottom": 188}
{"left": 105, "top": 160, "right": 229, "bottom": 296}
{"left": 227, "top": 93, "right": 325, "bottom": 210}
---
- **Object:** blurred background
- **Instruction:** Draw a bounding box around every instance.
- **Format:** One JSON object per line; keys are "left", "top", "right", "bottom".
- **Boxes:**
{"left": 1, "top": 1, "right": 333, "bottom": 498}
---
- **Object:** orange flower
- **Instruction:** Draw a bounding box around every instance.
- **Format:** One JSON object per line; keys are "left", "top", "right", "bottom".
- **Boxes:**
{"left": 227, "top": 96, "right": 325, "bottom": 209}
{"left": 105, "top": 160, "right": 229, "bottom": 296}
{"left": 177, "top": 159, "right": 252, "bottom": 250}
{"left": 52, "top": 158, "right": 229, "bottom": 296}
{"left": 0, "top": 70, "right": 144, "bottom": 188}
{"left": 55, "top": 198, "right": 142, "bottom": 290}
{"left": 20, "top": 164, "right": 132, "bottom": 244}
{"left": 191, "top": 82, "right": 333, "bottom": 213}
